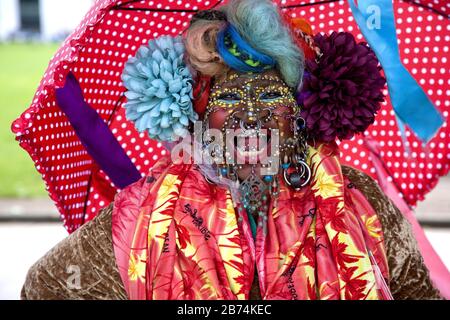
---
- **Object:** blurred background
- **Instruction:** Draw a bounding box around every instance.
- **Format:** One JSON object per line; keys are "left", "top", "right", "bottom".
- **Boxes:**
{"left": 0, "top": 0, "right": 449, "bottom": 300}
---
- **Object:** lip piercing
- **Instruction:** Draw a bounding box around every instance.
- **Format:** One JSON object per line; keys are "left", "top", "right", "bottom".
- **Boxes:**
{"left": 240, "top": 119, "right": 262, "bottom": 131}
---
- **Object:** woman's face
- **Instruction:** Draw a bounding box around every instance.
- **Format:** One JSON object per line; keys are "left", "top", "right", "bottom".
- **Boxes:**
{"left": 204, "top": 69, "right": 299, "bottom": 179}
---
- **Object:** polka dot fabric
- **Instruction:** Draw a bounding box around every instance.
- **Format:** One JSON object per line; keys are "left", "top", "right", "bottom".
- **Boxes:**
{"left": 11, "top": 0, "right": 449, "bottom": 232}
{"left": 11, "top": 0, "right": 213, "bottom": 232}
{"left": 280, "top": 0, "right": 449, "bottom": 207}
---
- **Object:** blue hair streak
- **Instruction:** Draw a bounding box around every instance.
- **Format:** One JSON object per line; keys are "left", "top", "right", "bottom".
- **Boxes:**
{"left": 216, "top": 23, "right": 276, "bottom": 73}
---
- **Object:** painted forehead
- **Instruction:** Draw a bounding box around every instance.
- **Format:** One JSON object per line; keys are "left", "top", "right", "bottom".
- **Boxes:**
{"left": 212, "top": 69, "right": 289, "bottom": 90}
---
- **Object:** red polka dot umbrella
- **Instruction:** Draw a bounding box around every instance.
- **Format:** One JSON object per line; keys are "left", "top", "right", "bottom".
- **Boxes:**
{"left": 11, "top": 0, "right": 449, "bottom": 234}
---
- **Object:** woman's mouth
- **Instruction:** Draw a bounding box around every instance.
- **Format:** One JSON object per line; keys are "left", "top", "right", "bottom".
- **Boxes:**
{"left": 233, "top": 130, "right": 271, "bottom": 163}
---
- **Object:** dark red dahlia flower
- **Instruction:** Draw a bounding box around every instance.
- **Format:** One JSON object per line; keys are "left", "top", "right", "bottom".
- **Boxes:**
{"left": 297, "top": 32, "right": 386, "bottom": 142}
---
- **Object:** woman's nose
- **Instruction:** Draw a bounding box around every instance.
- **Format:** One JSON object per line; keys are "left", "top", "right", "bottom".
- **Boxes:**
{"left": 234, "top": 108, "right": 271, "bottom": 125}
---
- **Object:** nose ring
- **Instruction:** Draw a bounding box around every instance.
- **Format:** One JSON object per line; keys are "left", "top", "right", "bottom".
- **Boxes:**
{"left": 240, "top": 119, "right": 262, "bottom": 132}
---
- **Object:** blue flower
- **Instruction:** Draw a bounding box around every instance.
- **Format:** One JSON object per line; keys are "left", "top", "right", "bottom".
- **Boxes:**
{"left": 121, "top": 35, "right": 198, "bottom": 142}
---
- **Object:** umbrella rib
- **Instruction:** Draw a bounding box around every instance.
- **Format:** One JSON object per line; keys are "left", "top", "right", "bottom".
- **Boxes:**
{"left": 81, "top": 167, "right": 93, "bottom": 226}
{"left": 281, "top": 0, "right": 448, "bottom": 18}
{"left": 115, "top": 0, "right": 448, "bottom": 16}
{"left": 402, "top": 0, "right": 448, "bottom": 18}
{"left": 281, "top": 0, "right": 340, "bottom": 10}
{"left": 113, "top": 7, "right": 198, "bottom": 13}
{"left": 81, "top": 94, "right": 124, "bottom": 225}
{"left": 108, "top": 94, "right": 125, "bottom": 126}
{"left": 111, "top": 0, "right": 223, "bottom": 13}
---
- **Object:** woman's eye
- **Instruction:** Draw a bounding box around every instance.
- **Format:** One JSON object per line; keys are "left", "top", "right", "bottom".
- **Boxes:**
{"left": 259, "top": 91, "right": 282, "bottom": 101}
{"left": 217, "top": 93, "right": 241, "bottom": 103}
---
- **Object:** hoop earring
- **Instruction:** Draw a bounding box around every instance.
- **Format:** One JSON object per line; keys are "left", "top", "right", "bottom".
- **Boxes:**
{"left": 283, "top": 116, "right": 311, "bottom": 190}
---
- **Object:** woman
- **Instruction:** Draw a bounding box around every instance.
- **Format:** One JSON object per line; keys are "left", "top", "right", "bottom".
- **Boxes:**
{"left": 21, "top": 0, "right": 442, "bottom": 300}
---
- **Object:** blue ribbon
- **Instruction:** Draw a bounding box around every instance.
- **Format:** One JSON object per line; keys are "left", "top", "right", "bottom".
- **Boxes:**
{"left": 348, "top": 0, "right": 443, "bottom": 143}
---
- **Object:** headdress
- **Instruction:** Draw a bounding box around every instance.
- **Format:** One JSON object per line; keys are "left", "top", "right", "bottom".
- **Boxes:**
{"left": 121, "top": 0, "right": 386, "bottom": 144}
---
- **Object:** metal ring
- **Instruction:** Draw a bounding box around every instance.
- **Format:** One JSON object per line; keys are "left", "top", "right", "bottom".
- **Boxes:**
{"left": 282, "top": 160, "right": 311, "bottom": 190}
{"left": 240, "top": 119, "right": 262, "bottom": 132}
{"left": 262, "top": 108, "right": 273, "bottom": 123}
{"left": 283, "top": 168, "right": 293, "bottom": 187}
{"left": 296, "top": 161, "right": 306, "bottom": 177}
{"left": 298, "top": 160, "right": 311, "bottom": 187}
{"left": 293, "top": 153, "right": 305, "bottom": 164}
{"left": 295, "top": 117, "right": 306, "bottom": 132}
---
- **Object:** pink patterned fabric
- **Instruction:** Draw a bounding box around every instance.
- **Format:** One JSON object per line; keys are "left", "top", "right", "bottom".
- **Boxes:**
{"left": 112, "top": 143, "right": 392, "bottom": 300}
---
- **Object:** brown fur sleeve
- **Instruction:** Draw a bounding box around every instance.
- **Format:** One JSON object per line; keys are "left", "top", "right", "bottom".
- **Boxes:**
{"left": 342, "top": 165, "right": 443, "bottom": 300}
{"left": 21, "top": 203, "right": 127, "bottom": 300}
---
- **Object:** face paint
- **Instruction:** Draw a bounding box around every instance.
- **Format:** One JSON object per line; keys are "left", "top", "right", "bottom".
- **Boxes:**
{"left": 203, "top": 69, "right": 303, "bottom": 180}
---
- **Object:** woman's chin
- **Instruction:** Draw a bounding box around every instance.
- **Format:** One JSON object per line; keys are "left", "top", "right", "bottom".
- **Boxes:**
{"left": 233, "top": 141, "right": 271, "bottom": 164}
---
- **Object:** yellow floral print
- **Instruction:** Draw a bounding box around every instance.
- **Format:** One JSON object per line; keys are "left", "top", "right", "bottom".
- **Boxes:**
{"left": 128, "top": 252, "right": 146, "bottom": 282}
{"left": 311, "top": 165, "right": 342, "bottom": 199}
{"left": 362, "top": 214, "right": 382, "bottom": 239}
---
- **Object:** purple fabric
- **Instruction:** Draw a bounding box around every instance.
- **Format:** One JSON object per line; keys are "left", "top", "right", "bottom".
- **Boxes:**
{"left": 55, "top": 72, "right": 141, "bottom": 189}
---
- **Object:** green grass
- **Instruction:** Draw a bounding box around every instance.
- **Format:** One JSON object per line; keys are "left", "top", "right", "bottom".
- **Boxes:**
{"left": 0, "top": 43, "right": 59, "bottom": 197}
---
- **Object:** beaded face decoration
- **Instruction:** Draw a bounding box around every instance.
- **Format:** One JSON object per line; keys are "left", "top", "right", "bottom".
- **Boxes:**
{"left": 204, "top": 69, "right": 303, "bottom": 162}
{"left": 202, "top": 68, "right": 310, "bottom": 191}
{"left": 200, "top": 68, "right": 310, "bottom": 223}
